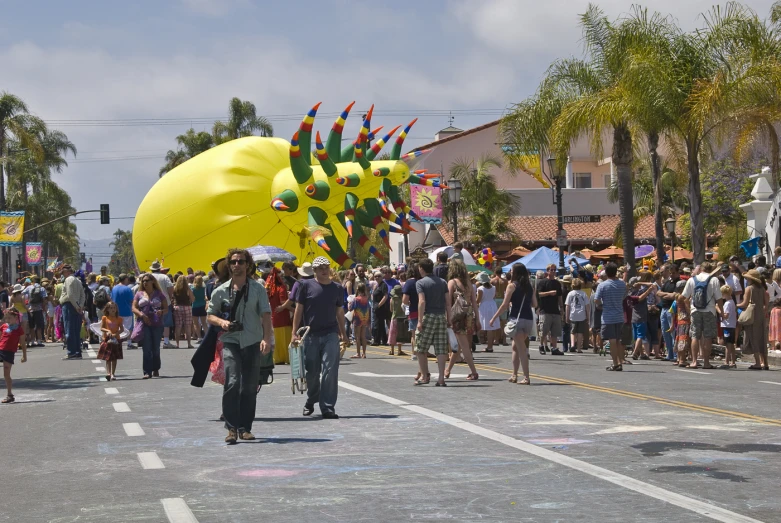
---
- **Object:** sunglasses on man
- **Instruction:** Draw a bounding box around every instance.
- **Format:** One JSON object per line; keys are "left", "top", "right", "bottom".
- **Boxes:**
{"left": 229, "top": 259, "right": 247, "bottom": 266}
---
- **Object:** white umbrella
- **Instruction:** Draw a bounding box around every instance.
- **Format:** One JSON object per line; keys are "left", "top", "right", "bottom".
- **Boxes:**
{"left": 429, "top": 246, "right": 477, "bottom": 266}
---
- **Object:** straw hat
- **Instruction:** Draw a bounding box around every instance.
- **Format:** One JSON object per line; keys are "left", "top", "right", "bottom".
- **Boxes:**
{"left": 12, "top": 284, "right": 22, "bottom": 294}
{"left": 298, "top": 262, "right": 314, "bottom": 277}
{"left": 744, "top": 269, "right": 763, "bottom": 285}
{"left": 149, "top": 260, "right": 167, "bottom": 271}
{"left": 476, "top": 273, "right": 491, "bottom": 284}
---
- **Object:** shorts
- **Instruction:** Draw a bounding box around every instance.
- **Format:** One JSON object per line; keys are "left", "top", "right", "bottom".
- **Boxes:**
{"left": 601, "top": 322, "right": 623, "bottom": 341}
{"left": 722, "top": 328, "right": 735, "bottom": 344}
{"left": 571, "top": 320, "right": 588, "bottom": 335}
{"left": 690, "top": 311, "right": 717, "bottom": 340}
{"left": 174, "top": 305, "right": 192, "bottom": 327}
{"left": 540, "top": 313, "right": 562, "bottom": 338}
{"left": 192, "top": 305, "right": 207, "bottom": 317}
{"left": 632, "top": 322, "right": 648, "bottom": 341}
{"left": 510, "top": 318, "right": 535, "bottom": 337}
{"left": 408, "top": 318, "right": 418, "bottom": 332}
{"left": 0, "top": 350, "right": 15, "bottom": 365}
{"left": 495, "top": 298, "right": 508, "bottom": 321}
{"left": 163, "top": 307, "right": 174, "bottom": 328}
{"left": 30, "top": 310, "right": 45, "bottom": 331}
{"left": 415, "top": 313, "right": 448, "bottom": 355}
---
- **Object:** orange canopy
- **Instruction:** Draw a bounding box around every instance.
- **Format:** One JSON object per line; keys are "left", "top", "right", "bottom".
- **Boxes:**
{"left": 592, "top": 245, "right": 624, "bottom": 259}
{"left": 666, "top": 246, "right": 695, "bottom": 260}
{"left": 497, "top": 246, "right": 532, "bottom": 260}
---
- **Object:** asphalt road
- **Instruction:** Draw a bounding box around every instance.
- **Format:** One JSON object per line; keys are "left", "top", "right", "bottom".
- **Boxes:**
{"left": 2, "top": 339, "right": 781, "bottom": 522}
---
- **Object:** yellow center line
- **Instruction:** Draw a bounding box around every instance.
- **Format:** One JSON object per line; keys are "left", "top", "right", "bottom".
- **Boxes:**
{"left": 364, "top": 348, "right": 781, "bottom": 427}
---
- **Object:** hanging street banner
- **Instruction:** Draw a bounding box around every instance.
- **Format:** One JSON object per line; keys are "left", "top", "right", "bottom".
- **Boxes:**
{"left": 0, "top": 211, "right": 24, "bottom": 246}
{"left": 26, "top": 242, "right": 43, "bottom": 266}
{"left": 410, "top": 185, "right": 442, "bottom": 224}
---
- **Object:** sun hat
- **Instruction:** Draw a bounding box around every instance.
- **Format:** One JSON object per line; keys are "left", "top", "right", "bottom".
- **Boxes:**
{"left": 298, "top": 262, "right": 315, "bottom": 277}
{"left": 744, "top": 269, "right": 763, "bottom": 285}
{"left": 585, "top": 264, "right": 594, "bottom": 271}
{"left": 24, "top": 278, "right": 31, "bottom": 284}
{"left": 675, "top": 279, "right": 686, "bottom": 291}
{"left": 12, "top": 284, "right": 22, "bottom": 294}
{"left": 476, "top": 273, "right": 490, "bottom": 284}
{"left": 149, "top": 260, "right": 167, "bottom": 271}
{"left": 682, "top": 267, "right": 692, "bottom": 274}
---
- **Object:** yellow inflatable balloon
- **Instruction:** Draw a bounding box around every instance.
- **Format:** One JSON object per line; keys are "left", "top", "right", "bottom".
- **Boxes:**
{"left": 133, "top": 102, "right": 439, "bottom": 272}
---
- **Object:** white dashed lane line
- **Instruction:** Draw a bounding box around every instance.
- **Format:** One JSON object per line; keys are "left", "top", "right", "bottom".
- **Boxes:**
{"left": 113, "top": 402, "right": 131, "bottom": 412}
{"left": 137, "top": 452, "right": 165, "bottom": 470}
{"left": 104, "top": 387, "right": 119, "bottom": 395}
{"left": 123, "top": 423, "right": 145, "bottom": 436}
{"left": 161, "top": 498, "right": 198, "bottom": 522}
{"left": 759, "top": 381, "right": 781, "bottom": 386}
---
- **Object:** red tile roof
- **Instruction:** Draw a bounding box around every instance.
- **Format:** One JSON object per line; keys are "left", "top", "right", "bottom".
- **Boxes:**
{"left": 436, "top": 215, "right": 658, "bottom": 246}
{"left": 412, "top": 120, "right": 500, "bottom": 152}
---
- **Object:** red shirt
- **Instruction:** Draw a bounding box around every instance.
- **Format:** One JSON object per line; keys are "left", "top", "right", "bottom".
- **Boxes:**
{"left": 0, "top": 323, "right": 23, "bottom": 353}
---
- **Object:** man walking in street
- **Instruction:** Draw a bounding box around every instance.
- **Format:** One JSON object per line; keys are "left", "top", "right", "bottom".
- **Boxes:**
{"left": 23, "top": 277, "right": 47, "bottom": 347}
{"left": 537, "top": 264, "right": 564, "bottom": 355}
{"left": 594, "top": 262, "right": 627, "bottom": 371}
{"left": 150, "top": 261, "right": 175, "bottom": 348}
{"left": 59, "top": 265, "right": 85, "bottom": 360}
{"left": 414, "top": 258, "right": 451, "bottom": 386}
{"left": 682, "top": 261, "right": 722, "bottom": 369}
{"left": 291, "top": 256, "right": 347, "bottom": 419}
{"left": 112, "top": 274, "right": 136, "bottom": 349}
{"left": 207, "top": 248, "right": 272, "bottom": 444}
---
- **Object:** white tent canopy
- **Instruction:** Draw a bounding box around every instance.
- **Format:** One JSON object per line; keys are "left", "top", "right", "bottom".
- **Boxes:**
{"left": 428, "top": 246, "right": 477, "bottom": 266}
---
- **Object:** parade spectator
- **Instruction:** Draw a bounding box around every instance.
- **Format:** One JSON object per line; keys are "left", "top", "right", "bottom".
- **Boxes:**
{"left": 112, "top": 274, "right": 136, "bottom": 349}
{"left": 281, "top": 261, "right": 298, "bottom": 289}
{"left": 681, "top": 262, "right": 722, "bottom": 369}
{"left": 43, "top": 280, "right": 55, "bottom": 343}
{"left": 445, "top": 260, "right": 480, "bottom": 381}
{"left": 736, "top": 269, "right": 769, "bottom": 370}
{"left": 387, "top": 284, "right": 407, "bottom": 356}
{"left": 150, "top": 261, "right": 175, "bottom": 349}
{"left": 491, "top": 268, "right": 508, "bottom": 346}
{"left": 589, "top": 279, "right": 602, "bottom": 354}
{"left": 266, "top": 267, "right": 291, "bottom": 365}
{"left": 59, "top": 265, "right": 85, "bottom": 360}
{"left": 191, "top": 275, "right": 208, "bottom": 342}
{"left": 414, "top": 258, "right": 450, "bottom": 386}
{"left": 628, "top": 276, "right": 655, "bottom": 360}
{"left": 402, "top": 264, "right": 421, "bottom": 361}
{"left": 97, "top": 302, "right": 125, "bottom": 381}
{"left": 434, "top": 251, "right": 449, "bottom": 280}
{"left": 492, "top": 263, "right": 536, "bottom": 384}
{"left": 476, "top": 272, "right": 499, "bottom": 352}
{"left": 23, "top": 276, "right": 47, "bottom": 347}
{"left": 0, "top": 281, "right": 9, "bottom": 312}
{"left": 565, "top": 278, "right": 589, "bottom": 354}
{"left": 292, "top": 256, "right": 346, "bottom": 419}
{"left": 207, "top": 248, "right": 272, "bottom": 442}
{"left": 719, "top": 285, "right": 737, "bottom": 369}
{"left": 371, "top": 271, "right": 389, "bottom": 346}
{"left": 94, "top": 276, "right": 111, "bottom": 320}
{"left": 349, "top": 282, "right": 370, "bottom": 359}
{"left": 173, "top": 275, "right": 195, "bottom": 348}
{"left": 537, "top": 264, "right": 564, "bottom": 355}
{"left": 0, "top": 309, "right": 26, "bottom": 404}
{"left": 132, "top": 274, "right": 168, "bottom": 379}
{"left": 656, "top": 264, "right": 680, "bottom": 361}
{"left": 449, "top": 242, "right": 464, "bottom": 262}
{"left": 594, "top": 262, "right": 627, "bottom": 371}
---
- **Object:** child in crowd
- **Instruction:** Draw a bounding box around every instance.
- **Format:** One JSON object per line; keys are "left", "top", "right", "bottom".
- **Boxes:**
{"left": 387, "top": 284, "right": 407, "bottom": 356}
{"left": 97, "top": 302, "right": 125, "bottom": 381}
{"left": 565, "top": 278, "right": 589, "bottom": 353}
{"left": 349, "top": 282, "right": 370, "bottom": 359}
{"left": 589, "top": 279, "right": 603, "bottom": 354}
{"left": 719, "top": 285, "right": 737, "bottom": 369}
{"left": 673, "top": 280, "right": 691, "bottom": 367}
{"left": 628, "top": 275, "right": 655, "bottom": 360}
{"left": 1, "top": 309, "right": 26, "bottom": 403}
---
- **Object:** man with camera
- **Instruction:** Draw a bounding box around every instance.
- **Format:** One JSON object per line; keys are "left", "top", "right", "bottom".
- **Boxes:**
{"left": 291, "top": 256, "right": 347, "bottom": 419}
{"left": 207, "top": 248, "right": 272, "bottom": 445}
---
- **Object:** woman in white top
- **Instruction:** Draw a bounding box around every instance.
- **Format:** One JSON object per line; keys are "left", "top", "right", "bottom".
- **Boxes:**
{"left": 476, "top": 273, "right": 499, "bottom": 352}
{"left": 564, "top": 278, "right": 590, "bottom": 353}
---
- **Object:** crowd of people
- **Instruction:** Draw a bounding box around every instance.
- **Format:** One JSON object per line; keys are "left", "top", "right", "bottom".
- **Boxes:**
{"left": 0, "top": 241, "right": 777, "bottom": 444}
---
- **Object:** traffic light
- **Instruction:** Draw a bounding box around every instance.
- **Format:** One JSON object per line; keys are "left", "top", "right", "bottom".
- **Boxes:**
{"left": 100, "top": 204, "right": 110, "bottom": 225}
{"left": 15, "top": 259, "right": 21, "bottom": 273}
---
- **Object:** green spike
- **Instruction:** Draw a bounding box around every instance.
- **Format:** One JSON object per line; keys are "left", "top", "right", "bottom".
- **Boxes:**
{"left": 270, "top": 189, "right": 299, "bottom": 212}
{"left": 304, "top": 180, "right": 331, "bottom": 202}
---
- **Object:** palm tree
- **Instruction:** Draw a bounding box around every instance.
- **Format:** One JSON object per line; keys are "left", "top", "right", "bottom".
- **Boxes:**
{"left": 176, "top": 128, "right": 213, "bottom": 158}
{"left": 158, "top": 149, "right": 188, "bottom": 178}
{"left": 0, "top": 92, "right": 44, "bottom": 210}
{"left": 212, "top": 97, "right": 273, "bottom": 145}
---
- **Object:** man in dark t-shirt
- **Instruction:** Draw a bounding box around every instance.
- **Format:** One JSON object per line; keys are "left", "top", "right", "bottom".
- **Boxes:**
{"left": 536, "top": 264, "right": 564, "bottom": 355}
{"left": 655, "top": 264, "right": 680, "bottom": 361}
{"left": 433, "top": 251, "right": 449, "bottom": 280}
{"left": 292, "top": 257, "right": 346, "bottom": 419}
{"left": 402, "top": 266, "right": 420, "bottom": 359}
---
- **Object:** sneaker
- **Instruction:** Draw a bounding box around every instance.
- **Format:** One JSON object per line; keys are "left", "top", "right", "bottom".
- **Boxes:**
{"left": 225, "top": 429, "right": 238, "bottom": 445}
{"left": 322, "top": 412, "right": 340, "bottom": 419}
{"left": 410, "top": 354, "right": 417, "bottom": 361}
{"left": 62, "top": 354, "right": 82, "bottom": 360}
{"left": 239, "top": 430, "right": 256, "bottom": 440}
{"left": 163, "top": 342, "right": 176, "bottom": 349}
{"left": 539, "top": 346, "right": 546, "bottom": 355}
{"left": 550, "top": 349, "right": 564, "bottom": 356}
{"left": 303, "top": 403, "right": 314, "bottom": 416}
{"left": 152, "top": 370, "right": 160, "bottom": 377}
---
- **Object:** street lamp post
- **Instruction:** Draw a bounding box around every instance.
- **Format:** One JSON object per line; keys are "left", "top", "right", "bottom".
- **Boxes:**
{"left": 665, "top": 217, "right": 677, "bottom": 264}
{"left": 448, "top": 178, "right": 463, "bottom": 243}
{"left": 546, "top": 156, "right": 566, "bottom": 275}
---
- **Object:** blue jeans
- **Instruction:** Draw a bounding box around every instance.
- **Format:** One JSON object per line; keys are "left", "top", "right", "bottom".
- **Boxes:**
{"left": 63, "top": 302, "right": 82, "bottom": 356}
{"left": 141, "top": 324, "right": 163, "bottom": 375}
{"left": 304, "top": 332, "right": 340, "bottom": 414}
{"left": 661, "top": 309, "right": 675, "bottom": 359}
{"left": 222, "top": 341, "right": 261, "bottom": 432}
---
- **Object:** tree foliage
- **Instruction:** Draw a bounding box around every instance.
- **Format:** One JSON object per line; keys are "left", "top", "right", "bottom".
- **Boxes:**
{"left": 108, "top": 229, "right": 136, "bottom": 275}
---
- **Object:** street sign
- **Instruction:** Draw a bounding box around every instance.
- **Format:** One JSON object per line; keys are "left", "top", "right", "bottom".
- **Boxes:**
{"left": 562, "top": 215, "right": 601, "bottom": 224}
{"left": 556, "top": 229, "right": 568, "bottom": 247}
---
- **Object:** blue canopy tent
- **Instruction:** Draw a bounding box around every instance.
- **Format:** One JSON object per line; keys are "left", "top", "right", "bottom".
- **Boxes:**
{"left": 502, "top": 246, "right": 589, "bottom": 273}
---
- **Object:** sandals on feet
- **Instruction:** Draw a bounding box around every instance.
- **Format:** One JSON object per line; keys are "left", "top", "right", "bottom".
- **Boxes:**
{"left": 518, "top": 377, "right": 531, "bottom": 385}
{"left": 435, "top": 381, "right": 447, "bottom": 387}
{"left": 350, "top": 354, "right": 362, "bottom": 359}
{"left": 508, "top": 375, "right": 518, "bottom": 383}
{"left": 1, "top": 395, "right": 14, "bottom": 403}
{"left": 466, "top": 373, "right": 478, "bottom": 381}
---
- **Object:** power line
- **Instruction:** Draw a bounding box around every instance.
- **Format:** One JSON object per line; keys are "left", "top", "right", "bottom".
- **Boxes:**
{"left": 72, "top": 216, "right": 135, "bottom": 221}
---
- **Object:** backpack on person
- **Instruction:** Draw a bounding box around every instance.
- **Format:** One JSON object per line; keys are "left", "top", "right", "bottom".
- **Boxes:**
{"left": 692, "top": 275, "right": 714, "bottom": 310}
{"left": 450, "top": 281, "right": 470, "bottom": 323}
{"left": 30, "top": 285, "right": 43, "bottom": 305}
{"left": 94, "top": 287, "right": 110, "bottom": 309}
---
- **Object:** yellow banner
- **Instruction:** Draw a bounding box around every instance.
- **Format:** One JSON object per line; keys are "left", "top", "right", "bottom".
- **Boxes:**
{"left": 0, "top": 211, "right": 24, "bottom": 246}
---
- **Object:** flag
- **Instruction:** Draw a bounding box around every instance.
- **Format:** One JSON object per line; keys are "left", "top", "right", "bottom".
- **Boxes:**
{"left": 409, "top": 185, "right": 442, "bottom": 224}
{"left": 26, "top": 242, "right": 43, "bottom": 266}
{"left": 0, "top": 211, "right": 24, "bottom": 246}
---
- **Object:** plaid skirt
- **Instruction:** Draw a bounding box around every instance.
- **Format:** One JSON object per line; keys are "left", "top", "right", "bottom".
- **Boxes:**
{"left": 97, "top": 339, "right": 123, "bottom": 361}
{"left": 174, "top": 305, "right": 192, "bottom": 327}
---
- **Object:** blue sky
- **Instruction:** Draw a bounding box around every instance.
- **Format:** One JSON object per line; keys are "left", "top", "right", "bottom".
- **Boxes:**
{"left": 1, "top": 0, "right": 777, "bottom": 244}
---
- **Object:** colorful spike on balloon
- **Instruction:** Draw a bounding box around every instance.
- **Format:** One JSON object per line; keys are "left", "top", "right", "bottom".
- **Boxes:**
{"left": 314, "top": 131, "right": 337, "bottom": 177}
{"left": 391, "top": 118, "right": 417, "bottom": 160}
{"left": 327, "top": 101, "right": 355, "bottom": 160}
{"left": 367, "top": 125, "right": 401, "bottom": 160}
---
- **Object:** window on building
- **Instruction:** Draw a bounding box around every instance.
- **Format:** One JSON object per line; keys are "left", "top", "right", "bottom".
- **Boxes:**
{"left": 604, "top": 173, "right": 613, "bottom": 188}
{"left": 574, "top": 172, "right": 592, "bottom": 188}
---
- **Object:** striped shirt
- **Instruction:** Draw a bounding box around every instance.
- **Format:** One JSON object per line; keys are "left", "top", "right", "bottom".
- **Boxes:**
{"left": 594, "top": 278, "right": 627, "bottom": 325}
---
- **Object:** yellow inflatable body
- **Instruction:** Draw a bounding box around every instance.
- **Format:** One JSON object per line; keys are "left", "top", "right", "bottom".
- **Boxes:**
{"left": 133, "top": 102, "right": 439, "bottom": 272}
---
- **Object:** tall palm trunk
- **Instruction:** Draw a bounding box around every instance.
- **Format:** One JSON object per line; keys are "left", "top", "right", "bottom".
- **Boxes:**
{"left": 648, "top": 131, "right": 665, "bottom": 268}
{"left": 0, "top": 131, "right": 7, "bottom": 281}
{"left": 686, "top": 140, "right": 705, "bottom": 264}
{"left": 613, "top": 123, "right": 636, "bottom": 277}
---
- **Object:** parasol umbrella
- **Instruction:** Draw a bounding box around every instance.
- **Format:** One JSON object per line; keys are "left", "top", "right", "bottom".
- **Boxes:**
{"left": 246, "top": 245, "right": 297, "bottom": 264}
{"left": 666, "top": 246, "right": 695, "bottom": 260}
{"left": 592, "top": 245, "right": 624, "bottom": 259}
{"left": 635, "top": 245, "right": 655, "bottom": 259}
{"left": 576, "top": 248, "right": 596, "bottom": 258}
